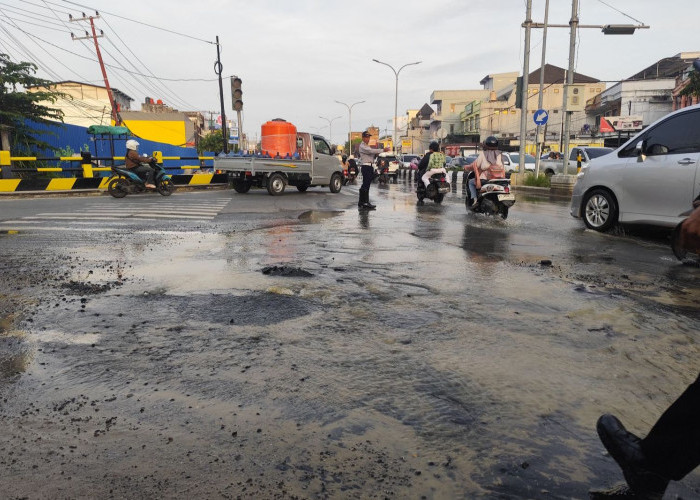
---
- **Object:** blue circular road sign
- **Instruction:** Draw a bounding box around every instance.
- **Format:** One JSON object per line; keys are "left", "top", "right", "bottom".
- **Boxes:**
{"left": 533, "top": 109, "right": 549, "bottom": 126}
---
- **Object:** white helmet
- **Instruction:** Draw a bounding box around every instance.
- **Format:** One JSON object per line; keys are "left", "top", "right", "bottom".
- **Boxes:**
{"left": 126, "top": 139, "right": 139, "bottom": 151}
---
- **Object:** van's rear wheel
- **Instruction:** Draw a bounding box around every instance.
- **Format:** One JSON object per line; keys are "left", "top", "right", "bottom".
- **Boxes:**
{"left": 233, "top": 180, "right": 252, "bottom": 193}
{"left": 583, "top": 189, "right": 617, "bottom": 231}
{"left": 267, "top": 173, "right": 286, "bottom": 196}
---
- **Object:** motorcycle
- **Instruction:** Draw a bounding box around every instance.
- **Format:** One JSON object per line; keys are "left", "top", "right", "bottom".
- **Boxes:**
{"left": 465, "top": 172, "right": 514, "bottom": 219}
{"left": 107, "top": 159, "right": 175, "bottom": 198}
{"left": 343, "top": 162, "right": 358, "bottom": 185}
{"left": 416, "top": 171, "right": 450, "bottom": 205}
{"left": 375, "top": 158, "right": 390, "bottom": 185}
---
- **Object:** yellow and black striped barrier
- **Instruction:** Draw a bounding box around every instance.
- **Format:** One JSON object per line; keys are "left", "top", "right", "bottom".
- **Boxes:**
{"left": 0, "top": 150, "right": 228, "bottom": 193}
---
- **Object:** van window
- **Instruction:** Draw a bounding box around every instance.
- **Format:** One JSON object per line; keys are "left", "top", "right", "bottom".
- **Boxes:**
{"left": 620, "top": 110, "right": 700, "bottom": 157}
{"left": 313, "top": 136, "right": 332, "bottom": 155}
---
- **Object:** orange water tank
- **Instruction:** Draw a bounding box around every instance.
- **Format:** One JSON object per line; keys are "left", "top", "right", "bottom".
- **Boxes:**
{"left": 261, "top": 119, "right": 297, "bottom": 157}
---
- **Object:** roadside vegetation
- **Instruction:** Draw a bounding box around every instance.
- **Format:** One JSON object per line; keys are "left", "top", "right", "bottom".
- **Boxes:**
{"left": 521, "top": 172, "right": 551, "bottom": 187}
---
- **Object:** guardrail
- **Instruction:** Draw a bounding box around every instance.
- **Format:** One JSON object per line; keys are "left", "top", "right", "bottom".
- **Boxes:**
{"left": 0, "top": 151, "right": 229, "bottom": 193}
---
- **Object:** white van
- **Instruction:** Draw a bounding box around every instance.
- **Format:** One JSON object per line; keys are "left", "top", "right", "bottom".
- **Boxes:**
{"left": 570, "top": 104, "right": 700, "bottom": 231}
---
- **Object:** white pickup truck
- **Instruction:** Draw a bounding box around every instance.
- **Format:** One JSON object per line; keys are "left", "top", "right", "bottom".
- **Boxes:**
{"left": 213, "top": 132, "right": 344, "bottom": 195}
{"left": 539, "top": 146, "right": 614, "bottom": 176}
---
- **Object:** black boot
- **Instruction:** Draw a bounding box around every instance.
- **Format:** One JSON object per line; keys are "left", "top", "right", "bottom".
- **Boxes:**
{"left": 358, "top": 188, "right": 365, "bottom": 208}
{"left": 594, "top": 415, "right": 669, "bottom": 500}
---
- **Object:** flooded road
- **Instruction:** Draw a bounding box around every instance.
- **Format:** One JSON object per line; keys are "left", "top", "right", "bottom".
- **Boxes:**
{"left": 1, "top": 180, "right": 698, "bottom": 499}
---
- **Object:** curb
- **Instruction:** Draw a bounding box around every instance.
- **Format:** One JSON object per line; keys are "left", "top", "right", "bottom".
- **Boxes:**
{"left": 0, "top": 173, "right": 229, "bottom": 194}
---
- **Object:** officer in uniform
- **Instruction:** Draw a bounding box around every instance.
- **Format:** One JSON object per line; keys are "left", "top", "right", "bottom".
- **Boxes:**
{"left": 357, "top": 131, "right": 389, "bottom": 210}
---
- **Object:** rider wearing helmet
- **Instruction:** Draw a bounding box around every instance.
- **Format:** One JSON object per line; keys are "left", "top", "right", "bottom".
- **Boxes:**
{"left": 124, "top": 139, "right": 156, "bottom": 189}
{"left": 418, "top": 141, "right": 447, "bottom": 189}
{"left": 468, "top": 136, "right": 505, "bottom": 207}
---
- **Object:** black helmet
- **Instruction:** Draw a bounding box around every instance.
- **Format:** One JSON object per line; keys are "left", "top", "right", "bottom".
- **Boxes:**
{"left": 484, "top": 136, "right": 499, "bottom": 149}
{"left": 342, "top": 155, "right": 347, "bottom": 162}
{"left": 429, "top": 141, "right": 440, "bottom": 152}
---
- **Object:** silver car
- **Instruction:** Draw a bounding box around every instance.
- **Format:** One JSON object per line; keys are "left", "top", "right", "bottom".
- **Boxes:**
{"left": 570, "top": 103, "right": 700, "bottom": 231}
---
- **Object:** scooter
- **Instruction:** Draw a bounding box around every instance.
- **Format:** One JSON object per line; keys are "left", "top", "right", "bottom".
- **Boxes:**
{"left": 375, "top": 158, "right": 390, "bottom": 185}
{"left": 343, "top": 162, "right": 358, "bottom": 185}
{"left": 465, "top": 172, "right": 514, "bottom": 219}
{"left": 416, "top": 171, "right": 450, "bottom": 205}
{"left": 107, "top": 159, "right": 175, "bottom": 198}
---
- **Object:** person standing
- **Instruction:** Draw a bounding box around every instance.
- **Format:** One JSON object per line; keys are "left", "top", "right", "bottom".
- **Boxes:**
{"left": 357, "top": 131, "right": 389, "bottom": 210}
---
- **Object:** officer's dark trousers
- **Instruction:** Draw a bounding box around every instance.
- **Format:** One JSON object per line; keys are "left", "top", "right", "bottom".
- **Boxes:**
{"left": 359, "top": 164, "right": 374, "bottom": 204}
{"left": 642, "top": 372, "right": 700, "bottom": 480}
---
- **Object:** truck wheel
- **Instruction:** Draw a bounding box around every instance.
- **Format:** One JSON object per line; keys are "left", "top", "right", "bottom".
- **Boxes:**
{"left": 267, "top": 173, "right": 286, "bottom": 196}
{"left": 233, "top": 181, "right": 251, "bottom": 193}
{"left": 329, "top": 173, "right": 342, "bottom": 193}
{"left": 296, "top": 184, "right": 309, "bottom": 192}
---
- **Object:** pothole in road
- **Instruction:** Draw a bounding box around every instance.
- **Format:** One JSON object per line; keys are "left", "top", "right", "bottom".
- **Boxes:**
{"left": 297, "top": 210, "right": 344, "bottom": 223}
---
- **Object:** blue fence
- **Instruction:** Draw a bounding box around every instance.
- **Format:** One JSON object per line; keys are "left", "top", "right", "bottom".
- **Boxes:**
{"left": 25, "top": 120, "right": 202, "bottom": 175}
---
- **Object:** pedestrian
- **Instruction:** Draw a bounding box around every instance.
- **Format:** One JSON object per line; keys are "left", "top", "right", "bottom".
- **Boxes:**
{"left": 357, "top": 131, "right": 389, "bottom": 210}
{"left": 124, "top": 139, "right": 156, "bottom": 189}
{"left": 590, "top": 372, "right": 700, "bottom": 499}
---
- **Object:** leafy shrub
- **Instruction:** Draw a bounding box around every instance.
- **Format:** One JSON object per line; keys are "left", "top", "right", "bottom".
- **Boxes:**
{"left": 522, "top": 173, "right": 551, "bottom": 187}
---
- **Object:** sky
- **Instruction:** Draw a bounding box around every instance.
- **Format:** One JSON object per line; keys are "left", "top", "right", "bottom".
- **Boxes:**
{"left": 1, "top": 0, "right": 697, "bottom": 145}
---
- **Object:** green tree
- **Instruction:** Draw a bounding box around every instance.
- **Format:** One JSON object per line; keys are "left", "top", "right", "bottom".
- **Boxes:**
{"left": 0, "top": 53, "right": 65, "bottom": 154}
{"left": 679, "top": 70, "right": 700, "bottom": 100}
{"left": 197, "top": 129, "right": 232, "bottom": 154}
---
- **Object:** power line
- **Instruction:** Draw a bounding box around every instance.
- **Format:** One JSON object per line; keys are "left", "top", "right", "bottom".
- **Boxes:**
{"left": 56, "top": 0, "right": 215, "bottom": 44}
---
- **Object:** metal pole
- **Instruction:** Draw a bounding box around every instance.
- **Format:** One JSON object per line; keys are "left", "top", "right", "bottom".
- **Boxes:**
{"left": 372, "top": 60, "right": 421, "bottom": 153}
{"left": 534, "top": 0, "right": 549, "bottom": 177}
{"left": 562, "top": 0, "right": 579, "bottom": 175}
{"left": 319, "top": 116, "right": 341, "bottom": 146}
{"left": 215, "top": 36, "right": 228, "bottom": 154}
{"left": 335, "top": 101, "right": 364, "bottom": 157}
{"left": 518, "top": 0, "right": 532, "bottom": 176}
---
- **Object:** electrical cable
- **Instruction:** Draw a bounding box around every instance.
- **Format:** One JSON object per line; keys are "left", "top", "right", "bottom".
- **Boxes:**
{"left": 55, "top": 0, "right": 214, "bottom": 44}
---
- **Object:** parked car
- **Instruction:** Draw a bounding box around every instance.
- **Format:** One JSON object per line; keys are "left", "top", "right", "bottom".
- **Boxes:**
{"left": 570, "top": 103, "right": 700, "bottom": 231}
{"left": 539, "top": 147, "right": 614, "bottom": 176}
{"left": 450, "top": 156, "right": 471, "bottom": 168}
{"left": 502, "top": 152, "right": 537, "bottom": 176}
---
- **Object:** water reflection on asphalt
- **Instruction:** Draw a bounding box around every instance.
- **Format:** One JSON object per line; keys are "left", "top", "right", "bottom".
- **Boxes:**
{"left": 0, "top": 181, "right": 698, "bottom": 498}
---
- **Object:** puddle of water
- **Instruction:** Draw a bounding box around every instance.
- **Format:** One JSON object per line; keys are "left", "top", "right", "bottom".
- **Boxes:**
{"left": 297, "top": 210, "right": 344, "bottom": 222}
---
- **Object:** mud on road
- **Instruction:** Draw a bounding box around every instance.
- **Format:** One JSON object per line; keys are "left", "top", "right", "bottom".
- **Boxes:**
{"left": 1, "top": 190, "right": 699, "bottom": 499}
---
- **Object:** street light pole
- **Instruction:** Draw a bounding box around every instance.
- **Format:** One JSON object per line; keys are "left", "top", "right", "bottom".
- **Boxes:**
{"left": 534, "top": 0, "right": 549, "bottom": 178}
{"left": 518, "top": 1, "right": 532, "bottom": 176}
{"left": 319, "top": 115, "right": 342, "bottom": 146}
{"left": 335, "top": 100, "right": 365, "bottom": 157}
{"left": 372, "top": 59, "right": 421, "bottom": 153}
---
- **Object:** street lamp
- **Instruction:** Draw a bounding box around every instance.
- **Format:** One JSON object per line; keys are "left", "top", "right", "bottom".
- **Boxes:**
{"left": 372, "top": 59, "right": 421, "bottom": 153}
{"left": 319, "top": 115, "right": 342, "bottom": 145}
{"left": 335, "top": 100, "right": 365, "bottom": 157}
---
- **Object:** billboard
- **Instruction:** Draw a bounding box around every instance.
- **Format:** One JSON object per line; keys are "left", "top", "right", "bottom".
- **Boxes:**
{"left": 600, "top": 115, "right": 643, "bottom": 133}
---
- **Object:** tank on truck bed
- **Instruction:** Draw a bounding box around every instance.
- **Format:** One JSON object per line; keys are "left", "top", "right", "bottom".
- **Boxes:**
{"left": 214, "top": 133, "right": 344, "bottom": 195}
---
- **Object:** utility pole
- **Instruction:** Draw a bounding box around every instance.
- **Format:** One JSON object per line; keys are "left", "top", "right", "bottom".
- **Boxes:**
{"left": 215, "top": 36, "right": 228, "bottom": 154}
{"left": 70, "top": 11, "right": 120, "bottom": 125}
{"left": 534, "top": 0, "right": 549, "bottom": 177}
{"left": 561, "top": 0, "right": 579, "bottom": 175}
{"left": 518, "top": 0, "right": 532, "bottom": 176}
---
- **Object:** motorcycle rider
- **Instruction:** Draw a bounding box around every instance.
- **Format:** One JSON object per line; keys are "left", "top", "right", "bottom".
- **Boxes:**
{"left": 468, "top": 136, "right": 505, "bottom": 208}
{"left": 419, "top": 141, "right": 447, "bottom": 189}
{"left": 358, "top": 131, "right": 389, "bottom": 210}
{"left": 124, "top": 139, "right": 156, "bottom": 189}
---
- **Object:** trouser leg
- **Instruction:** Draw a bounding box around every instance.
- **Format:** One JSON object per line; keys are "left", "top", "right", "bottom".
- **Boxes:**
{"left": 468, "top": 178, "right": 478, "bottom": 200}
{"left": 641, "top": 373, "right": 700, "bottom": 480}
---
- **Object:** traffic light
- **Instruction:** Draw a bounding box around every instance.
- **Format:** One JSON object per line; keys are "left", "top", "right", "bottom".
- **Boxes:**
{"left": 231, "top": 76, "right": 243, "bottom": 111}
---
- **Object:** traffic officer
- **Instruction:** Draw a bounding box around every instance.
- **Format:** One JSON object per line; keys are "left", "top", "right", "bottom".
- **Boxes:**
{"left": 358, "top": 131, "right": 389, "bottom": 210}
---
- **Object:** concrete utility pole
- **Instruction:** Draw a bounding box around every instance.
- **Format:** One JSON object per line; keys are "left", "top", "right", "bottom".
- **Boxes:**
{"left": 518, "top": 0, "right": 532, "bottom": 175}
{"left": 561, "top": 0, "right": 579, "bottom": 175}
{"left": 215, "top": 36, "right": 228, "bottom": 154}
{"left": 534, "top": 0, "right": 549, "bottom": 177}
{"left": 70, "top": 12, "right": 120, "bottom": 125}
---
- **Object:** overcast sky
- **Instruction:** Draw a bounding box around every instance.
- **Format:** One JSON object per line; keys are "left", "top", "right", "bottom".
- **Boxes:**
{"left": 1, "top": 0, "right": 696, "bottom": 145}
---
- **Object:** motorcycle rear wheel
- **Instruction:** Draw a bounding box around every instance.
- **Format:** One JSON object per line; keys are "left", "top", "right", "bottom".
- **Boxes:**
{"left": 434, "top": 193, "right": 444, "bottom": 204}
{"left": 499, "top": 205, "right": 509, "bottom": 219}
{"left": 107, "top": 177, "right": 128, "bottom": 198}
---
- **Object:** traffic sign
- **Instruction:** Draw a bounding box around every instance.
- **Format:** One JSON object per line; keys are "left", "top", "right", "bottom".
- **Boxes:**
{"left": 533, "top": 109, "right": 549, "bottom": 126}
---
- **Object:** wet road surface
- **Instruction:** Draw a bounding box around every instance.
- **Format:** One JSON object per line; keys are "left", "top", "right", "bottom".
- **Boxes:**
{"left": 1, "top": 179, "right": 698, "bottom": 499}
